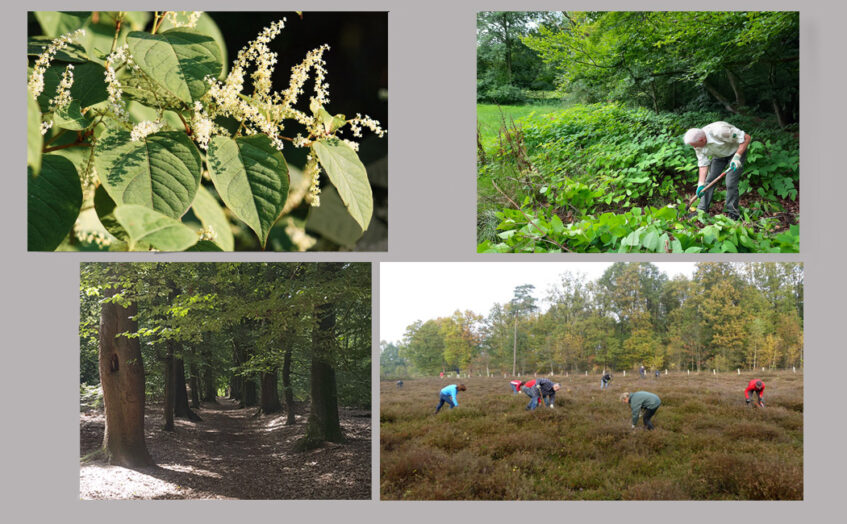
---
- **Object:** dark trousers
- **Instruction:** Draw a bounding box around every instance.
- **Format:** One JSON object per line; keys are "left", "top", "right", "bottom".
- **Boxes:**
{"left": 642, "top": 407, "right": 658, "bottom": 430}
{"left": 697, "top": 150, "right": 746, "bottom": 219}
{"left": 435, "top": 393, "right": 456, "bottom": 413}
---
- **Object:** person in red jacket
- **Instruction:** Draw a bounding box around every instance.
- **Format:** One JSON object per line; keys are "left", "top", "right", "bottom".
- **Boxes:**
{"left": 744, "top": 379, "right": 766, "bottom": 407}
{"left": 509, "top": 379, "right": 523, "bottom": 394}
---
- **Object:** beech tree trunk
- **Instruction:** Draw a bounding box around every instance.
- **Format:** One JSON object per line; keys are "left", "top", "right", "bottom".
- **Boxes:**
{"left": 189, "top": 363, "right": 201, "bottom": 409}
{"left": 283, "top": 343, "right": 296, "bottom": 425}
{"left": 299, "top": 264, "right": 345, "bottom": 449}
{"left": 163, "top": 340, "right": 175, "bottom": 431}
{"left": 261, "top": 368, "right": 282, "bottom": 414}
{"left": 174, "top": 356, "right": 202, "bottom": 421}
{"left": 243, "top": 377, "right": 258, "bottom": 407}
{"left": 202, "top": 368, "right": 217, "bottom": 402}
{"left": 99, "top": 284, "right": 153, "bottom": 467}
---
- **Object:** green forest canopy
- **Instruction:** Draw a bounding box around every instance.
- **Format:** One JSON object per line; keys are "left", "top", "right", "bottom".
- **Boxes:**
{"left": 479, "top": 11, "right": 798, "bottom": 122}
{"left": 381, "top": 262, "right": 802, "bottom": 377}
{"left": 81, "top": 262, "right": 371, "bottom": 410}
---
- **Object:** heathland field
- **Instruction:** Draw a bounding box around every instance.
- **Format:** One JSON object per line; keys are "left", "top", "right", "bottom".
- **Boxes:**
{"left": 380, "top": 371, "right": 802, "bottom": 500}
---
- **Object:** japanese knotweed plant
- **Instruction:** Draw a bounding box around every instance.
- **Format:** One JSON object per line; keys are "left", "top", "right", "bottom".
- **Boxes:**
{"left": 27, "top": 11, "right": 385, "bottom": 251}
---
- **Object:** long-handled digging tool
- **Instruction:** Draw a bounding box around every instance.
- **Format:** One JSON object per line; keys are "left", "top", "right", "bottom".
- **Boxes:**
{"left": 685, "top": 165, "right": 732, "bottom": 216}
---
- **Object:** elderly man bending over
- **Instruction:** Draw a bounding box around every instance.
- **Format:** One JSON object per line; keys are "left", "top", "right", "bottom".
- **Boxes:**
{"left": 683, "top": 122, "right": 752, "bottom": 220}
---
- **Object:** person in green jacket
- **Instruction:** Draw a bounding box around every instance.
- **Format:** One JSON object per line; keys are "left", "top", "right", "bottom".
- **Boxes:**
{"left": 620, "top": 391, "right": 661, "bottom": 430}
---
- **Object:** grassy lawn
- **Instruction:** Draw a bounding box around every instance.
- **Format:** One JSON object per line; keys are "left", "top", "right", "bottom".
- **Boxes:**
{"left": 381, "top": 371, "right": 803, "bottom": 500}
{"left": 477, "top": 102, "right": 570, "bottom": 240}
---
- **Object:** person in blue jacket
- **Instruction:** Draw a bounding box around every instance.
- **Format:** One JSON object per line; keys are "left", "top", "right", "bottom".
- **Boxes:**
{"left": 620, "top": 391, "right": 661, "bottom": 430}
{"left": 434, "top": 384, "right": 466, "bottom": 414}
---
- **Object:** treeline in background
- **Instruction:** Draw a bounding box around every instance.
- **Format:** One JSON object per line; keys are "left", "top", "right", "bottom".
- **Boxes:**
{"left": 478, "top": 11, "right": 798, "bottom": 119}
{"left": 381, "top": 263, "right": 802, "bottom": 378}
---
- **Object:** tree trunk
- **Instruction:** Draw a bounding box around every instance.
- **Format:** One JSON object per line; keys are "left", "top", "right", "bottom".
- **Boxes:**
{"left": 243, "top": 377, "right": 258, "bottom": 407}
{"left": 299, "top": 264, "right": 345, "bottom": 449}
{"left": 703, "top": 80, "right": 740, "bottom": 115}
{"left": 189, "top": 368, "right": 201, "bottom": 409}
{"left": 163, "top": 341, "right": 175, "bottom": 431}
{"left": 200, "top": 333, "right": 217, "bottom": 403}
{"left": 99, "top": 284, "right": 153, "bottom": 467}
{"left": 283, "top": 343, "right": 296, "bottom": 425}
{"left": 202, "top": 367, "right": 217, "bottom": 402}
{"left": 230, "top": 338, "right": 243, "bottom": 402}
{"left": 726, "top": 70, "right": 745, "bottom": 107}
{"left": 174, "top": 356, "right": 202, "bottom": 421}
{"left": 261, "top": 368, "right": 282, "bottom": 414}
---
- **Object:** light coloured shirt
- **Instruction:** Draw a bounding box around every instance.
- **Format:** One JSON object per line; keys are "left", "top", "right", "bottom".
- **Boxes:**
{"left": 692, "top": 121, "right": 746, "bottom": 167}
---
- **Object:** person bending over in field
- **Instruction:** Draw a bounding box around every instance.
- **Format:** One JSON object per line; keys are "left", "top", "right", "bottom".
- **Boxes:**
{"left": 519, "top": 379, "right": 539, "bottom": 410}
{"left": 509, "top": 379, "right": 523, "bottom": 394}
{"left": 621, "top": 391, "right": 661, "bottom": 430}
{"left": 526, "top": 378, "right": 561, "bottom": 410}
{"left": 601, "top": 371, "right": 612, "bottom": 390}
{"left": 744, "top": 379, "right": 766, "bottom": 408}
{"left": 434, "top": 383, "right": 466, "bottom": 414}
{"left": 683, "top": 121, "right": 752, "bottom": 220}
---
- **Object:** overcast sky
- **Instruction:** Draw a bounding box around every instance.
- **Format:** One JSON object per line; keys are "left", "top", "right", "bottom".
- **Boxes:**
{"left": 380, "top": 262, "right": 696, "bottom": 344}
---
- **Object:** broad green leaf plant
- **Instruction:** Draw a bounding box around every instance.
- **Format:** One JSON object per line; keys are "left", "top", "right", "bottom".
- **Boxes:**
{"left": 27, "top": 11, "right": 385, "bottom": 251}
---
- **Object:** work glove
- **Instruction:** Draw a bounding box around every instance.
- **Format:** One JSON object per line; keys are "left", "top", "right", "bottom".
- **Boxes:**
{"left": 730, "top": 153, "right": 743, "bottom": 171}
{"left": 549, "top": 404, "right": 555, "bottom": 409}
{"left": 746, "top": 398, "right": 751, "bottom": 405}
{"left": 696, "top": 184, "right": 706, "bottom": 197}
{"left": 631, "top": 424, "right": 636, "bottom": 429}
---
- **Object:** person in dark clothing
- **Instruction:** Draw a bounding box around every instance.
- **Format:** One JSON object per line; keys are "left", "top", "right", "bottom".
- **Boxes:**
{"left": 744, "top": 379, "right": 766, "bottom": 407}
{"left": 396, "top": 380, "right": 404, "bottom": 388}
{"left": 601, "top": 372, "right": 612, "bottom": 390}
{"left": 654, "top": 370, "right": 660, "bottom": 378}
{"left": 527, "top": 378, "right": 560, "bottom": 410}
{"left": 639, "top": 365, "right": 646, "bottom": 378}
{"left": 434, "top": 383, "right": 466, "bottom": 414}
{"left": 621, "top": 391, "right": 661, "bottom": 430}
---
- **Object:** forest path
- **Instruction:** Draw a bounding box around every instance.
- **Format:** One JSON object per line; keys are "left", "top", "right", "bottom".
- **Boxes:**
{"left": 80, "top": 398, "right": 371, "bottom": 499}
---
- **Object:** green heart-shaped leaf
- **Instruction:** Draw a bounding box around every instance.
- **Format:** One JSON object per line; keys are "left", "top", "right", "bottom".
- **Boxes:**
{"left": 94, "top": 129, "right": 202, "bottom": 219}
{"left": 113, "top": 204, "right": 199, "bottom": 251}
{"left": 28, "top": 155, "right": 82, "bottom": 251}
{"left": 207, "top": 135, "right": 289, "bottom": 248}
{"left": 93, "top": 184, "right": 128, "bottom": 241}
{"left": 191, "top": 184, "right": 235, "bottom": 251}
{"left": 27, "top": 93, "right": 42, "bottom": 176}
{"left": 312, "top": 139, "right": 373, "bottom": 231}
{"left": 127, "top": 29, "right": 222, "bottom": 103}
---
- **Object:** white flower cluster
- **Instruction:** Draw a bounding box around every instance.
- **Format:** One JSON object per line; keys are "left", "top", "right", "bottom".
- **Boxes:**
{"left": 104, "top": 45, "right": 134, "bottom": 123}
{"left": 305, "top": 154, "right": 321, "bottom": 207}
{"left": 198, "top": 224, "right": 217, "bottom": 242}
{"left": 165, "top": 11, "right": 203, "bottom": 29}
{"left": 49, "top": 64, "right": 75, "bottom": 111}
{"left": 284, "top": 219, "right": 316, "bottom": 251}
{"left": 74, "top": 223, "right": 113, "bottom": 248}
{"left": 349, "top": 113, "right": 386, "bottom": 138}
{"left": 198, "top": 20, "right": 385, "bottom": 154}
{"left": 28, "top": 29, "right": 85, "bottom": 99}
{"left": 191, "top": 101, "right": 214, "bottom": 150}
{"left": 130, "top": 120, "right": 164, "bottom": 142}
{"left": 40, "top": 121, "right": 53, "bottom": 135}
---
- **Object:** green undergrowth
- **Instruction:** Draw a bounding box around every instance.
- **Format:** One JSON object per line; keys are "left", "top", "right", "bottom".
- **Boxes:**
{"left": 477, "top": 102, "right": 799, "bottom": 253}
{"left": 381, "top": 372, "right": 803, "bottom": 500}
